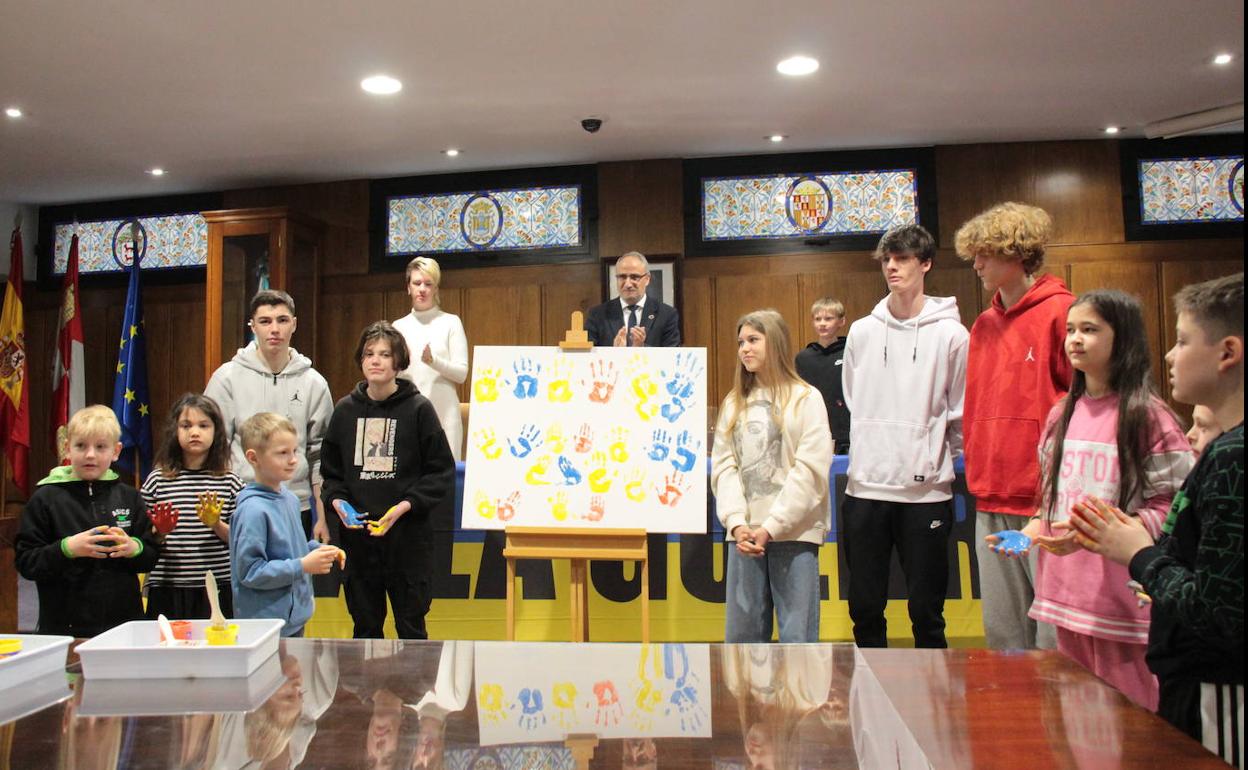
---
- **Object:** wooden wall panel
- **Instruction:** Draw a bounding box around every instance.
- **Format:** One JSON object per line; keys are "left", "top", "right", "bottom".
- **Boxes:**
{"left": 316, "top": 290, "right": 385, "bottom": 399}
{"left": 924, "top": 263, "right": 982, "bottom": 329}
{"left": 1069, "top": 261, "right": 1165, "bottom": 393}
{"left": 1159, "top": 260, "right": 1243, "bottom": 415}
{"left": 462, "top": 285, "right": 543, "bottom": 349}
{"left": 680, "top": 277, "right": 715, "bottom": 351}
{"left": 710, "top": 274, "right": 804, "bottom": 402}
{"left": 937, "top": 141, "right": 1124, "bottom": 248}
{"left": 597, "top": 160, "right": 684, "bottom": 258}
{"left": 798, "top": 267, "right": 887, "bottom": 331}
{"left": 542, "top": 280, "right": 599, "bottom": 346}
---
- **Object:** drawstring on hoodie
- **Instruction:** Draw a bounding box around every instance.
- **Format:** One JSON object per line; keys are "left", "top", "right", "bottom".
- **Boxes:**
{"left": 882, "top": 317, "right": 920, "bottom": 365}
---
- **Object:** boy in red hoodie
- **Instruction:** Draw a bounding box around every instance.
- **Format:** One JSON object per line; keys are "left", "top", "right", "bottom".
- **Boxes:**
{"left": 955, "top": 202, "right": 1074, "bottom": 650}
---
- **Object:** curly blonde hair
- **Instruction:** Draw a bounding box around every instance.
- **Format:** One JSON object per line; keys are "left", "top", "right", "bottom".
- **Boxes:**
{"left": 954, "top": 202, "right": 1053, "bottom": 275}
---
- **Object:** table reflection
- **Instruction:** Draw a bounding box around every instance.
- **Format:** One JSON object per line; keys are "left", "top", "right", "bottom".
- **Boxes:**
{"left": 0, "top": 640, "right": 1226, "bottom": 769}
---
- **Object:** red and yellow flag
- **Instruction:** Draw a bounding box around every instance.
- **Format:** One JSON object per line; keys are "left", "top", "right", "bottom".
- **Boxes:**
{"left": 0, "top": 226, "right": 31, "bottom": 494}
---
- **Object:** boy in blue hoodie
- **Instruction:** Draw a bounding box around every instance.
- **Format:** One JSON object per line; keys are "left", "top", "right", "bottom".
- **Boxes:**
{"left": 16, "top": 405, "right": 161, "bottom": 636}
{"left": 231, "top": 412, "right": 343, "bottom": 637}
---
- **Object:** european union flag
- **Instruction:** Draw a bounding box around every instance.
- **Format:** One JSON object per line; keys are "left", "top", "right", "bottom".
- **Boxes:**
{"left": 111, "top": 255, "right": 153, "bottom": 477}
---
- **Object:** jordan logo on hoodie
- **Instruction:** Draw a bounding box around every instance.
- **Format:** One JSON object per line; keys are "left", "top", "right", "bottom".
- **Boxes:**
{"left": 1025, "top": 347, "right": 1036, "bottom": 362}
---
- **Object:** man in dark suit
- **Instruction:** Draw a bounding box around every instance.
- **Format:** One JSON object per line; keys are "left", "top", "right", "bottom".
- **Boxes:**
{"left": 586, "top": 251, "right": 682, "bottom": 347}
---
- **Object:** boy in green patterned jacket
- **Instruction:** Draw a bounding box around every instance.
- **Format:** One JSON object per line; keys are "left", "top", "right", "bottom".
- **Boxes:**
{"left": 1068, "top": 272, "right": 1243, "bottom": 767}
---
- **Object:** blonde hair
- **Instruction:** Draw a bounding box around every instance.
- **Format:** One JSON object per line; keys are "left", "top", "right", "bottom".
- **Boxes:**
{"left": 67, "top": 405, "right": 121, "bottom": 444}
{"left": 405, "top": 256, "right": 442, "bottom": 306}
{"left": 239, "top": 412, "right": 296, "bottom": 453}
{"left": 721, "top": 309, "right": 803, "bottom": 438}
{"left": 810, "top": 297, "right": 844, "bottom": 317}
{"left": 954, "top": 202, "right": 1053, "bottom": 275}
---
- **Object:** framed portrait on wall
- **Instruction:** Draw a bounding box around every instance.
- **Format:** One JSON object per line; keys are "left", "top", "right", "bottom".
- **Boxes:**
{"left": 601, "top": 253, "right": 681, "bottom": 312}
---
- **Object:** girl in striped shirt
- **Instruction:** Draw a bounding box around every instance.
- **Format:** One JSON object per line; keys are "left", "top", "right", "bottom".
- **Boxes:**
{"left": 142, "top": 393, "right": 244, "bottom": 619}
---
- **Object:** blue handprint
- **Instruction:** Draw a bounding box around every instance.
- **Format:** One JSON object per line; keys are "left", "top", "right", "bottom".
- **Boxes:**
{"left": 508, "top": 424, "right": 543, "bottom": 459}
{"left": 671, "top": 430, "right": 700, "bottom": 473}
{"left": 508, "top": 358, "right": 542, "bottom": 399}
{"left": 517, "top": 687, "right": 547, "bottom": 729}
{"left": 662, "top": 644, "right": 706, "bottom": 733}
{"left": 647, "top": 429, "right": 671, "bottom": 462}
{"left": 660, "top": 396, "right": 689, "bottom": 423}
{"left": 557, "top": 455, "right": 583, "bottom": 486}
{"left": 662, "top": 353, "right": 701, "bottom": 400}
{"left": 988, "top": 529, "right": 1032, "bottom": 557}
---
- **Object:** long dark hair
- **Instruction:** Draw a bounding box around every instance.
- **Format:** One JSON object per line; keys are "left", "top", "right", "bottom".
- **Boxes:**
{"left": 1040, "top": 290, "right": 1169, "bottom": 517}
{"left": 155, "top": 393, "right": 232, "bottom": 477}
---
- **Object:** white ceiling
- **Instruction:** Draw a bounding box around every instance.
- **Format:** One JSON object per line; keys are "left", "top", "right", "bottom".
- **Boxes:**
{"left": 0, "top": 0, "right": 1242, "bottom": 204}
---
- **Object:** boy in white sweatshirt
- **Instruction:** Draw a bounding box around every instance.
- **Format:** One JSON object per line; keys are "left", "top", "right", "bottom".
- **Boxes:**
{"left": 841, "top": 224, "right": 968, "bottom": 648}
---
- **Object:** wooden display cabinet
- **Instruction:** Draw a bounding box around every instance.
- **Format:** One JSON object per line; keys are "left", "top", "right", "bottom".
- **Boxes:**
{"left": 202, "top": 207, "right": 324, "bottom": 381}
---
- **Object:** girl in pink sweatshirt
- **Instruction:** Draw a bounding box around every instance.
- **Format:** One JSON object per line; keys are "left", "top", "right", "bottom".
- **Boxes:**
{"left": 993, "top": 289, "right": 1193, "bottom": 709}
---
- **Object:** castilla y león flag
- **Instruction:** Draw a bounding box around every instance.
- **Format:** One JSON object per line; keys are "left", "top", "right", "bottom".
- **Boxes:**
{"left": 52, "top": 233, "right": 85, "bottom": 463}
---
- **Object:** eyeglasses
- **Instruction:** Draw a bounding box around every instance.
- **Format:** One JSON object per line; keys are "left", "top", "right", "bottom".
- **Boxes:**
{"left": 616, "top": 273, "right": 648, "bottom": 283}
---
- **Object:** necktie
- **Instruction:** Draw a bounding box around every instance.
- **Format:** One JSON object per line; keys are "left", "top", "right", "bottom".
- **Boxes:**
{"left": 626, "top": 305, "right": 638, "bottom": 347}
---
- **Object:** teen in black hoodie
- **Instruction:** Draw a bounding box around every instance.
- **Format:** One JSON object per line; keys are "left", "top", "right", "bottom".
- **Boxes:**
{"left": 321, "top": 322, "right": 455, "bottom": 639}
{"left": 795, "top": 337, "right": 851, "bottom": 454}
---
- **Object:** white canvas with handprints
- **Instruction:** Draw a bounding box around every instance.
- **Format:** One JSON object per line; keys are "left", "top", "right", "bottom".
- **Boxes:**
{"left": 474, "top": 641, "right": 712, "bottom": 744}
{"left": 463, "top": 346, "right": 708, "bottom": 533}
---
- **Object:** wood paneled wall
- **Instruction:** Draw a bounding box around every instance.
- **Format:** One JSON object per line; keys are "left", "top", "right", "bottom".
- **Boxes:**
{"left": 9, "top": 140, "right": 1243, "bottom": 498}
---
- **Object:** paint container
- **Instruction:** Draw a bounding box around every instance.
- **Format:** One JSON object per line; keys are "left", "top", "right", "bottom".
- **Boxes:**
{"left": 205, "top": 624, "right": 239, "bottom": 646}
{"left": 159, "top": 620, "right": 193, "bottom": 643}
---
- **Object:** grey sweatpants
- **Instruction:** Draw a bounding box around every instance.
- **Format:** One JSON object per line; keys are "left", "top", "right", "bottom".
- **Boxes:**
{"left": 975, "top": 511, "right": 1056, "bottom": 650}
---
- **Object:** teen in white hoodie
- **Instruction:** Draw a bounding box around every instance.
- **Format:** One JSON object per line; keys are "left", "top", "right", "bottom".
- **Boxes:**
{"left": 841, "top": 225, "right": 968, "bottom": 648}
{"left": 712, "top": 309, "right": 834, "bottom": 643}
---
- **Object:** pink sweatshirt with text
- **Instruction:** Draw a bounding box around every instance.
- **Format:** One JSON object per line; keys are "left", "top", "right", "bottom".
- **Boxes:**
{"left": 1029, "top": 393, "right": 1194, "bottom": 644}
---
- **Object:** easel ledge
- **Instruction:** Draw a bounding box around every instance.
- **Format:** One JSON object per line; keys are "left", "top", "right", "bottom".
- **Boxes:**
{"left": 503, "top": 526, "right": 650, "bottom": 642}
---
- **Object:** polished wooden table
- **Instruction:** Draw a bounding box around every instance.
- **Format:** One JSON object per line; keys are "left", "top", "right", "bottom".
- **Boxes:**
{"left": 0, "top": 639, "right": 1225, "bottom": 769}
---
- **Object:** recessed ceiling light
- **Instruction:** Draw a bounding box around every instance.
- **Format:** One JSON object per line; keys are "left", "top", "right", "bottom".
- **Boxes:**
{"left": 1213, "top": 53, "right": 1234, "bottom": 66}
{"left": 443, "top": 148, "right": 460, "bottom": 157}
{"left": 1103, "top": 126, "right": 1121, "bottom": 135}
{"left": 776, "top": 56, "right": 819, "bottom": 76}
{"left": 767, "top": 134, "right": 786, "bottom": 143}
{"left": 4, "top": 107, "right": 21, "bottom": 119}
{"left": 361, "top": 74, "right": 402, "bottom": 95}
{"left": 148, "top": 167, "right": 165, "bottom": 176}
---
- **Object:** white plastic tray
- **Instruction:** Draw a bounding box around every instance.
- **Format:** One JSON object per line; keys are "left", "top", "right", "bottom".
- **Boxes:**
{"left": 76, "top": 619, "right": 282, "bottom": 679}
{"left": 77, "top": 651, "right": 285, "bottom": 716}
{"left": 0, "top": 633, "right": 73, "bottom": 691}
{"left": 0, "top": 668, "right": 73, "bottom": 725}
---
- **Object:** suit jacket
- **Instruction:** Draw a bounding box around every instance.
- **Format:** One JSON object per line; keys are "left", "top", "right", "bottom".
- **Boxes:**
{"left": 585, "top": 298, "right": 682, "bottom": 347}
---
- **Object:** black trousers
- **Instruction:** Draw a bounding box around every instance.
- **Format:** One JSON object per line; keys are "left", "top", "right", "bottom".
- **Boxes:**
{"left": 146, "top": 583, "right": 234, "bottom": 620}
{"left": 842, "top": 495, "right": 952, "bottom": 648}
{"left": 341, "top": 530, "right": 433, "bottom": 640}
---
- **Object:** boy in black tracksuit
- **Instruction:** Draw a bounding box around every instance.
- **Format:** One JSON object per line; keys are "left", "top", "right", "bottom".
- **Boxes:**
{"left": 795, "top": 297, "right": 851, "bottom": 454}
{"left": 321, "top": 322, "right": 455, "bottom": 639}
{"left": 15, "top": 405, "right": 161, "bottom": 636}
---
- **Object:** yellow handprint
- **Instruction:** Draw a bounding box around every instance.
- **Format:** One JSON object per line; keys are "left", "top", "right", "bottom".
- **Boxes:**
{"left": 478, "top": 683, "right": 506, "bottom": 724}
{"left": 526, "top": 454, "right": 554, "bottom": 486}
{"left": 473, "top": 367, "right": 502, "bottom": 403}
{"left": 630, "top": 644, "right": 663, "bottom": 730}
{"left": 195, "top": 491, "right": 224, "bottom": 527}
{"left": 474, "top": 428, "right": 502, "bottom": 460}
{"left": 630, "top": 374, "right": 659, "bottom": 421}
{"left": 588, "top": 451, "right": 618, "bottom": 493}
{"left": 474, "top": 491, "right": 495, "bottom": 520}
{"left": 547, "top": 356, "right": 573, "bottom": 402}
{"left": 608, "top": 427, "right": 630, "bottom": 463}
{"left": 552, "top": 681, "right": 578, "bottom": 728}
{"left": 625, "top": 468, "right": 647, "bottom": 502}
{"left": 548, "top": 491, "right": 570, "bottom": 521}
{"left": 546, "top": 422, "right": 566, "bottom": 453}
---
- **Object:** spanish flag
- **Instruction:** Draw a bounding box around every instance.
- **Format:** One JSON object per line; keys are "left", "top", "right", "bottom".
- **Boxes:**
{"left": 0, "top": 225, "right": 30, "bottom": 494}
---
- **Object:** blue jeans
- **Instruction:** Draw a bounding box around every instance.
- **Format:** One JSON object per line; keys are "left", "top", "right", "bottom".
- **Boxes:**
{"left": 724, "top": 540, "right": 821, "bottom": 642}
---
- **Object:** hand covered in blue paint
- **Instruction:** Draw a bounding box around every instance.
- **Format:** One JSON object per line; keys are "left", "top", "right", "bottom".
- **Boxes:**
{"left": 335, "top": 500, "right": 368, "bottom": 529}
{"left": 986, "top": 529, "right": 1032, "bottom": 558}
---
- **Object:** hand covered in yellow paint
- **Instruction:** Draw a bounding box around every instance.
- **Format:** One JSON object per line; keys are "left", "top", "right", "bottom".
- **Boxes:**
{"left": 195, "top": 492, "right": 223, "bottom": 528}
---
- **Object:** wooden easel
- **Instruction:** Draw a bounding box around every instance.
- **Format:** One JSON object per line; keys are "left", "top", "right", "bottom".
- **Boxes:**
{"left": 504, "top": 525, "right": 649, "bottom": 642}
{"left": 502, "top": 312, "right": 650, "bottom": 642}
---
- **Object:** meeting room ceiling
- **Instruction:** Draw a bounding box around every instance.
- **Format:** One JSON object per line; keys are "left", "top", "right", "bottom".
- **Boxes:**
{"left": 0, "top": 0, "right": 1242, "bottom": 203}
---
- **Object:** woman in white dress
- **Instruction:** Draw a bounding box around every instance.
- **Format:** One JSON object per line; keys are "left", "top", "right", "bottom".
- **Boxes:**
{"left": 393, "top": 257, "right": 469, "bottom": 461}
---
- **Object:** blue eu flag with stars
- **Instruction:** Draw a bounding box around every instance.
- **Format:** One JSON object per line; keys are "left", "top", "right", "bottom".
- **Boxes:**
{"left": 111, "top": 256, "right": 153, "bottom": 477}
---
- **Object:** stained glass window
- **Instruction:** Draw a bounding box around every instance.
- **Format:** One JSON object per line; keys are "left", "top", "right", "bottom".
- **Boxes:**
{"left": 52, "top": 214, "right": 208, "bottom": 274}
{"left": 702, "top": 170, "right": 918, "bottom": 241}
{"left": 386, "top": 185, "right": 582, "bottom": 255}
{"left": 1139, "top": 156, "right": 1244, "bottom": 224}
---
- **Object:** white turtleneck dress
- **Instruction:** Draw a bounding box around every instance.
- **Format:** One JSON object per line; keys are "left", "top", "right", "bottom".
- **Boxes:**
{"left": 393, "top": 307, "right": 469, "bottom": 461}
